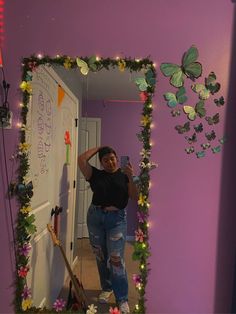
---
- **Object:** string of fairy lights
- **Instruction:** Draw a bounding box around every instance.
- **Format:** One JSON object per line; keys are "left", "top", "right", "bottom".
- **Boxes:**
{"left": 12, "top": 53, "right": 157, "bottom": 313}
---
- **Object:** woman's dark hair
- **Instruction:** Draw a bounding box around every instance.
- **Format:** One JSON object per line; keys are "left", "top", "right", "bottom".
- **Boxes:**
{"left": 98, "top": 146, "right": 117, "bottom": 161}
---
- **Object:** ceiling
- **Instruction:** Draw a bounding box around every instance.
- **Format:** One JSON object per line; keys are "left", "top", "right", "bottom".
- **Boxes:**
{"left": 53, "top": 65, "right": 143, "bottom": 102}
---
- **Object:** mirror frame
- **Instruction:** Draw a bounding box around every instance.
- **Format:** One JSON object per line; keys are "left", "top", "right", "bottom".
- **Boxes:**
{"left": 15, "top": 54, "right": 156, "bottom": 313}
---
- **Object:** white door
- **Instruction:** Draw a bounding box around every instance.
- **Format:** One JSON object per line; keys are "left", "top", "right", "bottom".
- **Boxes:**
{"left": 26, "top": 65, "right": 79, "bottom": 307}
{"left": 77, "top": 117, "right": 101, "bottom": 238}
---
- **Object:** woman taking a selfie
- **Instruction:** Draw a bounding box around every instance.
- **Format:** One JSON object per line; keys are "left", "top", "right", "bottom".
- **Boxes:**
{"left": 78, "top": 146, "right": 138, "bottom": 314}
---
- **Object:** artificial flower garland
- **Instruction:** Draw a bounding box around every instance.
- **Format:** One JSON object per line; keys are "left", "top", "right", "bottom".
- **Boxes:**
{"left": 13, "top": 54, "right": 156, "bottom": 313}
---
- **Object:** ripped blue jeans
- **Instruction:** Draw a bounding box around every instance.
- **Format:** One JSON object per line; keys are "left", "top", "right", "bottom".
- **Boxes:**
{"left": 87, "top": 204, "right": 128, "bottom": 304}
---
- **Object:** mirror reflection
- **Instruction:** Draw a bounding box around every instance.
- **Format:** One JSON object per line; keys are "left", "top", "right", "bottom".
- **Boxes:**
{"left": 25, "top": 64, "right": 145, "bottom": 312}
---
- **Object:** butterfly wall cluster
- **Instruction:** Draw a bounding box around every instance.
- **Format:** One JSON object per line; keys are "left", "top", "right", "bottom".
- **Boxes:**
{"left": 160, "top": 45, "right": 226, "bottom": 158}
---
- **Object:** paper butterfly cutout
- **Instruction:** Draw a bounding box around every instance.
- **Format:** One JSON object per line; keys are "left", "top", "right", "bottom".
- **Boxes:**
{"left": 175, "top": 121, "right": 190, "bottom": 134}
{"left": 205, "top": 71, "right": 221, "bottom": 94}
{"left": 135, "top": 77, "right": 148, "bottom": 91}
{"left": 191, "top": 83, "right": 210, "bottom": 100}
{"left": 145, "top": 69, "right": 156, "bottom": 86}
{"left": 164, "top": 86, "right": 187, "bottom": 108}
{"left": 205, "top": 113, "right": 220, "bottom": 125}
{"left": 201, "top": 143, "right": 211, "bottom": 150}
{"left": 214, "top": 96, "right": 225, "bottom": 107}
{"left": 193, "top": 123, "right": 203, "bottom": 133}
{"left": 185, "top": 146, "right": 195, "bottom": 154}
{"left": 183, "top": 100, "right": 206, "bottom": 121}
{"left": 196, "top": 151, "right": 206, "bottom": 158}
{"left": 160, "top": 45, "right": 202, "bottom": 88}
{"left": 205, "top": 130, "right": 216, "bottom": 141}
{"left": 76, "top": 58, "right": 89, "bottom": 75}
{"left": 212, "top": 145, "right": 221, "bottom": 153}
{"left": 185, "top": 133, "right": 197, "bottom": 144}
{"left": 171, "top": 109, "right": 181, "bottom": 117}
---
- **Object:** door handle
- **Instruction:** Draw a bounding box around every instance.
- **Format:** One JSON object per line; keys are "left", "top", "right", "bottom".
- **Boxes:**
{"left": 51, "top": 205, "right": 63, "bottom": 217}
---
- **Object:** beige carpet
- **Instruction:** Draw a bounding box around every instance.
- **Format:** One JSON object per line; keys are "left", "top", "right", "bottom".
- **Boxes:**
{"left": 63, "top": 239, "right": 139, "bottom": 313}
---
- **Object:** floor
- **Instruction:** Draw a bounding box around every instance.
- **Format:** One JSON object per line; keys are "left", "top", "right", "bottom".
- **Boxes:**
{"left": 61, "top": 238, "right": 139, "bottom": 313}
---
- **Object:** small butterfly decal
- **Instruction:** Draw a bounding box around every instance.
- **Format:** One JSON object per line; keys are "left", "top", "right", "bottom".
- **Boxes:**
{"left": 205, "top": 113, "right": 220, "bottom": 125}
{"left": 76, "top": 57, "right": 89, "bottom": 75}
{"left": 185, "top": 146, "right": 195, "bottom": 154}
{"left": 16, "top": 181, "right": 34, "bottom": 199}
{"left": 205, "top": 130, "right": 216, "bottom": 141}
{"left": 196, "top": 151, "right": 206, "bottom": 158}
{"left": 219, "top": 136, "right": 227, "bottom": 144}
{"left": 205, "top": 71, "right": 221, "bottom": 95}
{"left": 175, "top": 121, "right": 190, "bottom": 134}
{"left": 164, "top": 86, "right": 187, "bottom": 108}
{"left": 171, "top": 109, "right": 181, "bottom": 117}
{"left": 160, "top": 45, "right": 202, "bottom": 88}
{"left": 201, "top": 143, "right": 211, "bottom": 150}
{"left": 26, "top": 71, "right": 33, "bottom": 81}
{"left": 135, "top": 77, "right": 148, "bottom": 91}
{"left": 185, "top": 133, "right": 197, "bottom": 144}
{"left": 191, "top": 83, "right": 210, "bottom": 100}
{"left": 212, "top": 145, "right": 221, "bottom": 154}
{"left": 193, "top": 123, "right": 203, "bottom": 133}
{"left": 214, "top": 96, "right": 225, "bottom": 107}
{"left": 145, "top": 69, "right": 156, "bottom": 86}
{"left": 183, "top": 100, "right": 206, "bottom": 121}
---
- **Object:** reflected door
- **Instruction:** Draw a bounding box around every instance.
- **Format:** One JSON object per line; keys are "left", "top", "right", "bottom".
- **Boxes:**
{"left": 77, "top": 117, "right": 101, "bottom": 238}
{"left": 26, "top": 66, "right": 79, "bottom": 307}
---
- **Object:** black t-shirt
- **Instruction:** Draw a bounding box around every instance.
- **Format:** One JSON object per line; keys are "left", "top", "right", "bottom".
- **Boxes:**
{"left": 88, "top": 166, "right": 129, "bottom": 209}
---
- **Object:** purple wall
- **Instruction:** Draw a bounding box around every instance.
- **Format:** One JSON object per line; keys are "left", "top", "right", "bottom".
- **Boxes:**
{"left": 1, "top": 0, "right": 235, "bottom": 313}
{"left": 82, "top": 99, "right": 143, "bottom": 236}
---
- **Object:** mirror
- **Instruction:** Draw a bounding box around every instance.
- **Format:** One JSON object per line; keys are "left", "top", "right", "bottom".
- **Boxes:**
{"left": 15, "top": 55, "right": 156, "bottom": 314}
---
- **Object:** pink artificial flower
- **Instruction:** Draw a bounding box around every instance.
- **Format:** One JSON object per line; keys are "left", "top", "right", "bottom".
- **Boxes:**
{"left": 18, "top": 266, "right": 29, "bottom": 278}
{"left": 109, "top": 306, "right": 121, "bottom": 314}
{"left": 21, "top": 285, "right": 32, "bottom": 299}
{"left": 19, "top": 243, "right": 31, "bottom": 256}
{"left": 135, "top": 228, "right": 145, "bottom": 243}
{"left": 139, "top": 91, "right": 148, "bottom": 102}
{"left": 53, "top": 298, "right": 66, "bottom": 312}
{"left": 137, "top": 211, "right": 147, "bottom": 223}
{"left": 132, "top": 274, "right": 142, "bottom": 285}
{"left": 28, "top": 61, "right": 37, "bottom": 71}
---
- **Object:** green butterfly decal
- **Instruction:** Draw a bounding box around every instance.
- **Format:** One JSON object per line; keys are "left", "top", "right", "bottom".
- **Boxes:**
{"left": 185, "top": 133, "right": 197, "bottom": 144}
{"left": 196, "top": 151, "right": 206, "bottom": 158}
{"left": 214, "top": 96, "right": 225, "bottom": 107}
{"left": 135, "top": 77, "right": 149, "bottom": 91}
{"left": 183, "top": 100, "right": 206, "bottom": 121}
{"left": 191, "top": 83, "right": 210, "bottom": 100}
{"left": 205, "top": 113, "right": 220, "bottom": 125}
{"left": 160, "top": 45, "right": 202, "bottom": 88}
{"left": 201, "top": 143, "right": 211, "bottom": 150}
{"left": 219, "top": 136, "right": 227, "bottom": 144}
{"left": 76, "top": 58, "right": 89, "bottom": 75}
{"left": 175, "top": 121, "right": 190, "bottom": 134}
{"left": 145, "top": 69, "right": 156, "bottom": 86}
{"left": 185, "top": 146, "right": 195, "bottom": 154}
{"left": 164, "top": 86, "right": 187, "bottom": 108}
{"left": 205, "top": 71, "right": 220, "bottom": 94}
{"left": 171, "top": 109, "right": 181, "bottom": 117}
{"left": 212, "top": 145, "right": 221, "bottom": 153}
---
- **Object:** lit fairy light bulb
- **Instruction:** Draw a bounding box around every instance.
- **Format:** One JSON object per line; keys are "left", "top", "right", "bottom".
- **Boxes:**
{"left": 140, "top": 264, "right": 145, "bottom": 269}
{"left": 135, "top": 58, "right": 140, "bottom": 62}
{"left": 37, "top": 53, "right": 43, "bottom": 59}
{"left": 96, "top": 56, "right": 100, "bottom": 61}
{"left": 135, "top": 304, "right": 139, "bottom": 310}
{"left": 150, "top": 122, "right": 155, "bottom": 129}
{"left": 146, "top": 222, "right": 150, "bottom": 228}
{"left": 115, "top": 56, "right": 120, "bottom": 60}
{"left": 16, "top": 122, "right": 22, "bottom": 128}
{"left": 19, "top": 102, "right": 24, "bottom": 108}
{"left": 149, "top": 181, "right": 152, "bottom": 189}
{"left": 153, "top": 62, "right": 157, "bottom": 67}
{"left": 55, "top": 54, "right": 60, "bottom": 58}
{"left": 142, "top": 243, "right": 146, "bottom": 249}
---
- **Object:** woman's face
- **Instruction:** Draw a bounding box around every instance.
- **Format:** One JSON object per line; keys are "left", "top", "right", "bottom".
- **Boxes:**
{"left": 100, "top": 153, "right": 118, "bottom": 173}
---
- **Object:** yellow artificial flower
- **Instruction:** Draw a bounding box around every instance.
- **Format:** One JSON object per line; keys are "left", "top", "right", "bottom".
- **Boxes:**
{"left": 20, "top": 81, "right": 32, "bottom": 94}
{"left": 140, "top": 115, "right": 151, "bottom": 127}
{"left": 20, "top": 206, "right": 32, "bottom": 214}
{"left": 63, "top": 57, "right": 73, "bottom": 69}
{"left": 19, "top": 142, "right": 30, "bottom": 153}
{"left": 22, "top": 298, "right": 32, "bottom": 311}
{"left": 118, "top": 59, "right": 126, "bottom": 72}
{"left": 138, "top": 193, "right": 147, "bottom": 206}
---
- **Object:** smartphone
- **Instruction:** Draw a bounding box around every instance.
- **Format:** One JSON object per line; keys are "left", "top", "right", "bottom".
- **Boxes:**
{"left": 120, "top": 156, "right": 129, "bottom": 170}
